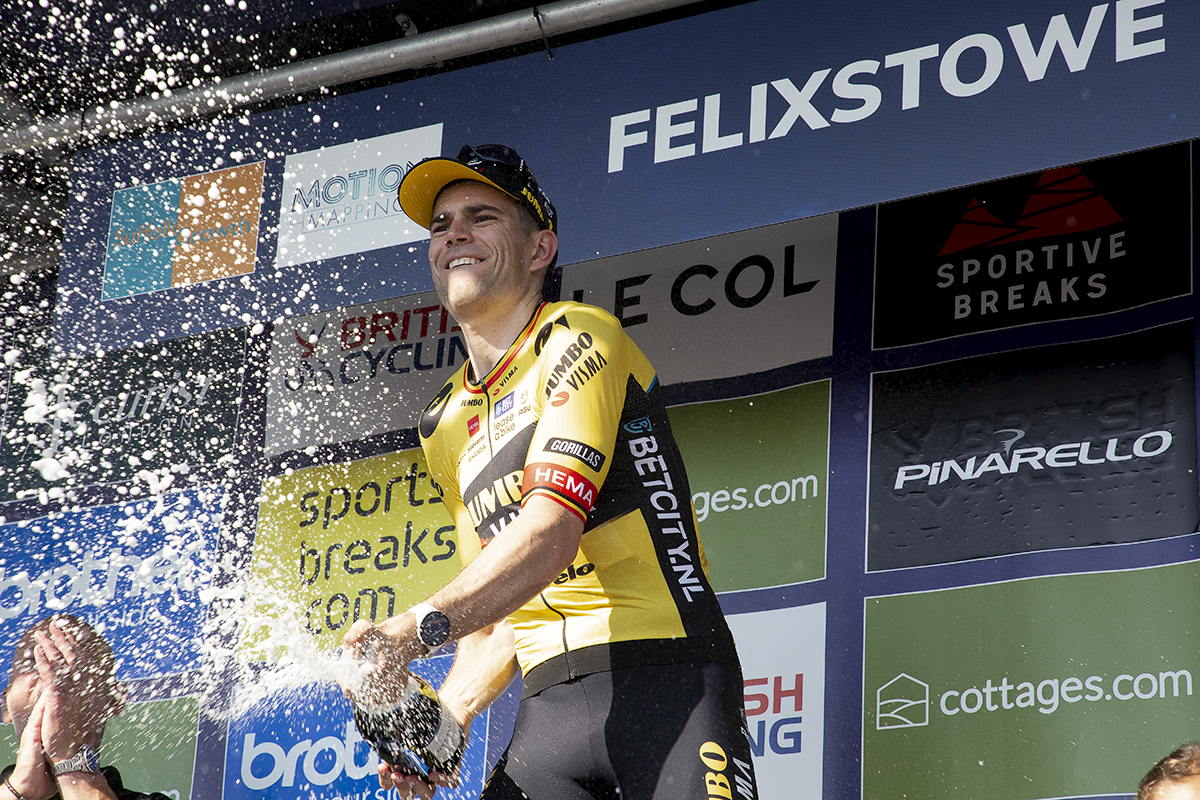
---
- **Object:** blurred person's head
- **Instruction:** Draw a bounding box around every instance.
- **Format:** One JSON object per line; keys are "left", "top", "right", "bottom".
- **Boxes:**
{"left": 1139, "top": 741, "right": 1200, "bottom": 800}
{"left": 1, "top": 614, "right": 126, "bottom": 738}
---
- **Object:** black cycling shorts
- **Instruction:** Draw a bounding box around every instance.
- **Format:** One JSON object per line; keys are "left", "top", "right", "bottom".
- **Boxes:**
{"left": 481, "top": 660, "right": 759, "bottom": 800}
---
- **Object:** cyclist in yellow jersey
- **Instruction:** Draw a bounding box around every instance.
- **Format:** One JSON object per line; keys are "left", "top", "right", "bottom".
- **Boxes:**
{"left": 340, "top": 144, "right": 758, "bottom": 800}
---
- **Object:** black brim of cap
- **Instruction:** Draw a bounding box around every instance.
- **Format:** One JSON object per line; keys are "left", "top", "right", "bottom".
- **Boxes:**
{"left": 398, "top": 157, "right": 517, "bottom": 230}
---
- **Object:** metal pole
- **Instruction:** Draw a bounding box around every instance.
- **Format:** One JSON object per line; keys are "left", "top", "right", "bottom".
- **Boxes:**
{"left": 0, "top": 0, "right": 705, "bottom": 156}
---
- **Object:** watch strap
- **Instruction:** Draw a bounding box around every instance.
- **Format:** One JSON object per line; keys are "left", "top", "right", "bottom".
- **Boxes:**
{"left": 51, "top": 746, "right": 100, "bottom": 776}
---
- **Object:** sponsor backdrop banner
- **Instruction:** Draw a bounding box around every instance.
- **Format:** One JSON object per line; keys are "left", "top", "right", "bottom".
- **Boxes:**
{"left": 863, "top": 563, "right": 1200, "bottom": 800}
{"left": 21, "top": 1, "right": 1200, "bottom": 798}
{"left": 868, "top": 320, "right": 1198, "bottom": 571}
{"left": 264, "top": 291, "right": 463, "bottom": 456}
{"left": 247, "top": 449, "right": 459, "bottom": 654}
{"left": 563, "top": 215, "right": 838, "bottom": 384}
{"left": 54, "top": 1, "right": 1200, "bottom": 354}
{"left": 0, "top": 487, "right": 223, "bottom": 679}
{"left": 0, "top": 327, "right": 248, "bottom": 502}
{"left": 728, "top": 603, "right": 826, "bottom": 800}
{"left": 873, "top": 143, "right": 1193, "bottom": 348}
{"left": 669, "top": 381, "right": 830, "bottom": 590}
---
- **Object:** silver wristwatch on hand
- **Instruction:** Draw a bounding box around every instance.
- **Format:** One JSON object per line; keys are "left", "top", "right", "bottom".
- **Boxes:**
{"left": 411, "top": 602, "right": 451, "bottom": 655}
{"left": 51, "top": 746, "right": 100, "bottom": 776}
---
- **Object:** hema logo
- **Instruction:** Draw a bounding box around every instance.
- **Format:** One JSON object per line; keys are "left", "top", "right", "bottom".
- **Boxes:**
{"left": 877, "top": 667, "right": 1193, "bottom": 728}
{"left": 876, "top": 673, "right": 929, "bottom": 730}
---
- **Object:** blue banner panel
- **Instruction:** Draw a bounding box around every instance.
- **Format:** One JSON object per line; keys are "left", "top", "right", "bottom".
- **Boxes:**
{"left": 223, "top": 656, "right": 487, "bottom": 800}
{"left": 56, "top": 0, "right": 1200, "bottom": 353}
{"left": 0, "top": 487, "right": 223, "bottom": 679}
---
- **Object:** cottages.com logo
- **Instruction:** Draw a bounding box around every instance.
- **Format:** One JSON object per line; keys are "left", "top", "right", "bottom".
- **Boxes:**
{"left": 876, "top": 666, "right": 1193, "bottom": 730}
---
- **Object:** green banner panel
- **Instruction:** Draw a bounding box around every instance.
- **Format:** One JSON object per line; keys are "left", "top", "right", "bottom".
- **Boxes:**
{"left": 668, "top": 380, "right": 829, "bottom": 590}
{"left": 863, "top": 563, "right": 1200, "bottom": 800}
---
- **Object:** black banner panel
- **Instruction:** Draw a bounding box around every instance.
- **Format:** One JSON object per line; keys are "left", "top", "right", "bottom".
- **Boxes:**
{"left": 868, "top": 320, "right": 1198, "bottom": 571}
{"left": 873, "top": 144, "right": 1192, "bottom": 349}
{"left": 0, "top": 328, "right": 248, "bottom": 502}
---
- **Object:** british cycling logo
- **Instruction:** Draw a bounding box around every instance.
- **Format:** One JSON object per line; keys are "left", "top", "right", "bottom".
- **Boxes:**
{"left": 876, "top": 674, "right": 929, "bottom": 730}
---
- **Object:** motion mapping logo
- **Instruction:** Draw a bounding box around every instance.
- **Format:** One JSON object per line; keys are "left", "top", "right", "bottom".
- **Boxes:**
{"left": 103, "top": 162, "right": 265, "bottom": 300}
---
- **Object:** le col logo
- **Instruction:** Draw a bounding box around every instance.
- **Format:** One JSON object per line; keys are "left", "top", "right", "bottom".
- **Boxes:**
{"left": 594, "top": 244, "right": 818, "bottom": 329}
{"left": 240, "top": 722, "right": 376, "bottom": 790}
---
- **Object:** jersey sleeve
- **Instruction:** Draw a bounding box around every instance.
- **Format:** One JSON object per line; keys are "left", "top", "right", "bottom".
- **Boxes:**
{"left": 521, "top": 306, "right": 655, "bottom": 521}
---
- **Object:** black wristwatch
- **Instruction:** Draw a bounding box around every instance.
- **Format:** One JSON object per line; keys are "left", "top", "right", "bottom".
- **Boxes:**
{"left": 52, "top": 746, "right": 100, "bottom": 776}
{"left": 411, "top": 602, "right": 450, "bottom": 655}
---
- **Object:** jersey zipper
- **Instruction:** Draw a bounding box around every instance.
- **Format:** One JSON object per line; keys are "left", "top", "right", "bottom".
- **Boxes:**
{"left": 538, "top": 591, "right": 576, "bottom": 679}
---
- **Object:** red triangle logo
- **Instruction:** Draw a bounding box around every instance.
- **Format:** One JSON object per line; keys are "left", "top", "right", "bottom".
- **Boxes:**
{"left": 938, "top": 167, "right": 1123, "bottom": 256}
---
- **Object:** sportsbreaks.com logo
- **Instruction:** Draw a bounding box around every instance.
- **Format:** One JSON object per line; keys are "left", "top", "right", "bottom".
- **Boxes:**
{"left": 876, "top": 667, "right": 1193, "bottom": 730}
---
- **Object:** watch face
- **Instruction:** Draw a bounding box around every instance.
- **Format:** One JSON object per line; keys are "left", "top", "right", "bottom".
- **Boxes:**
{"left": 419, "top": 610, "right": 450, "bottom": 648}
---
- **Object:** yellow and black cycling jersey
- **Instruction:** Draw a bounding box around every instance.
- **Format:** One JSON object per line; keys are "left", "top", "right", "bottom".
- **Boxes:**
{"left": 419, "top": 300, "right": 735, "bottom": 696}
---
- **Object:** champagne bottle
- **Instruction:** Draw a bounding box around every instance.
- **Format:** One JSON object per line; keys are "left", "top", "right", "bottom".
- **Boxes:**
{"left": 352, "top": 671, "right": 465, "bottom": 778}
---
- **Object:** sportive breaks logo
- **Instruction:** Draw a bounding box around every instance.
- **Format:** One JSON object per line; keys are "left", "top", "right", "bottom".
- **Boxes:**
{"left": 875, "top": 674, "right": 928, "bottom": 730}
{"left": 936, "top": 166, "right": 1121, "bottom": 255}
{"left": 873, "top": 143, "right": 1191, "bottom": 348}
{"left": 103, "top": 162, "right": 264, "bottom": 300}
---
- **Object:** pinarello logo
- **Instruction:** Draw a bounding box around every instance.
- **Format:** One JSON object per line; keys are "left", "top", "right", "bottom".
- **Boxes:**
{"left": 467, "top": 415, "right": 480, "bottom": 437}
{"left": 939, "top": 166, "right": 1122, "bottom": 256}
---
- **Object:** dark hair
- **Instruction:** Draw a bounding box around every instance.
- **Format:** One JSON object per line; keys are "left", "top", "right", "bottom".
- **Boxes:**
{"left": 1138, "top": 741, "right": 1200, "bottom": 799}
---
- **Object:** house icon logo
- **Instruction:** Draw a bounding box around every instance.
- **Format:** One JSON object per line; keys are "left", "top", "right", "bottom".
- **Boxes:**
{"left": 876, "top": 673, "right": 929, "bottom": 730}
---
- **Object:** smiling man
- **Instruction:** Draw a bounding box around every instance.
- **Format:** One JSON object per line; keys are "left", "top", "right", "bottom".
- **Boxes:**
{"left": 341, "top": 144, "right": 758, "bottom": 800}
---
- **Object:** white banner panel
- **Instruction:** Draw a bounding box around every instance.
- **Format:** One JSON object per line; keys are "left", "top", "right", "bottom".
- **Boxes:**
{"left": 561, "top": 214, "right": 837, "bottom": 384}
{"left": 265, "top": 290, "right": 462, "bottom": 455}
{"left": 275, "top": 123, "right": 442, "bottom": 268}
{"left": 727, "top": 602, "right": 826, "bottom": 799}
